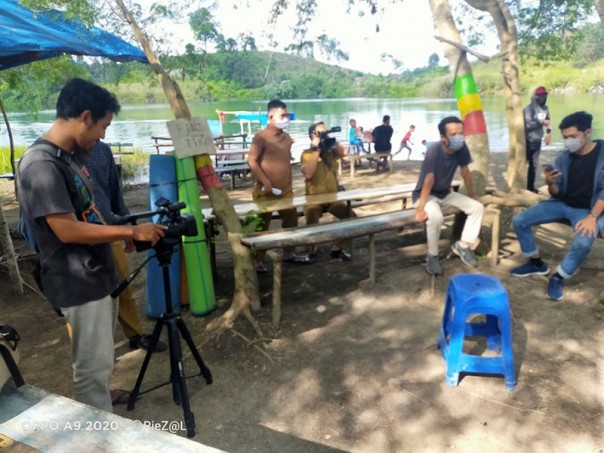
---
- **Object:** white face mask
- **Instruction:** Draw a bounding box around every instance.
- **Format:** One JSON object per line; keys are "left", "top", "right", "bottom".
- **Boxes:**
{"left": 448, "top": 134, "right": 465, "bottom": 152}
{"left": 274, "top": 118, "right": 290, "bottom": 130}
{"left": 563, "top": 136, "right": 584, "bottom": 153}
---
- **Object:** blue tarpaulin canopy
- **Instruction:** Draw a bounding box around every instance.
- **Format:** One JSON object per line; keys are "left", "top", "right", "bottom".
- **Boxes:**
{"left": 0, "top": 0, "right": 148, "bottom": 70}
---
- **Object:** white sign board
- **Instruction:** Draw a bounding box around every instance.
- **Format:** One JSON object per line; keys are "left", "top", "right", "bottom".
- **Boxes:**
{"left": 166, "top": 117, "right": 215, "bottom": 159}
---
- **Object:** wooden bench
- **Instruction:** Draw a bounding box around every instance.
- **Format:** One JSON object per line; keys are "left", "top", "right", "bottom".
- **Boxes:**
{"left": 0, "top": 173, "right": 14, "bottom": 181}
{"left": 241, "top": 206, "right": 461, "bottom": 326}
{"left": 214, "top": 133, "right": 248, "bottom": 149}
{"left": 338, "top": 153, "right": 393, "bottom": 179}
{"left": 215, "top": 162, "right": 250, "bottom": 190}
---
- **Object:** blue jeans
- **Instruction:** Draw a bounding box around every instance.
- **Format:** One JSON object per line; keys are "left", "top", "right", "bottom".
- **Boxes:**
{"left": 512, "top": 200, "right": 599, "bottom": 278}
{"left": 350, "top": 138, "right": 366, "bottom": 154}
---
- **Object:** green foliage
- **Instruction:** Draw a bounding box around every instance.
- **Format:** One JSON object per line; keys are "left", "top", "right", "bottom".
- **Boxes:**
{"left": 240, "top": 211, "right": 264, "bottom": 233}
{"left": 575, "top": 23, "right": 604, "bottom": 68}
{"left": 0, "top": 57, "right": 89, "bottom": 114}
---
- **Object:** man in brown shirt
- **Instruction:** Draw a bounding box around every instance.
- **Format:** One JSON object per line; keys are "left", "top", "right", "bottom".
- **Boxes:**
{"left": 247, "top": 99, "right": 308, "bottom": 272}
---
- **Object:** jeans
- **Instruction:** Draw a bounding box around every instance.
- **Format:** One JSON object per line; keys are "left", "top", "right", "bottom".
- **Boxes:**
{"left": 526, "top": 141, "right": 541, "bottom": 191}
{"left": 350, "top": 138, "right": 366, "bottom": 154}
{"left": 512, "top": 200, "right": 599, "bottom": 278}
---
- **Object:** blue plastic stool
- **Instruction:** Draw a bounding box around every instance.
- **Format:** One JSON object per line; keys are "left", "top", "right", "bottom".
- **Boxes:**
{"left": 438, "top": 274, "right": 516, "bottom": 390}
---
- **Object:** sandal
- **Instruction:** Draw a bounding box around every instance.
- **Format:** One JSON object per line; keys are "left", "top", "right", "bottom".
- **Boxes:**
{"left": 111, "top": 389, "right": 133, "bottom": 406}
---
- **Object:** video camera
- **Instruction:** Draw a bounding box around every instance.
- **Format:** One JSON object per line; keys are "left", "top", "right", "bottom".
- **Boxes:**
{"left": 114, "top": 197, "right": 197, "bottom": 252}
{"left": 317, "top": 126, "right": 342, "bottom": 149}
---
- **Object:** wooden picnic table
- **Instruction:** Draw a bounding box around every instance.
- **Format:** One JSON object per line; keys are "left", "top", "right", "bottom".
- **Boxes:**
{"left": 202, "top": 181, "right": 461, "bottom": 276}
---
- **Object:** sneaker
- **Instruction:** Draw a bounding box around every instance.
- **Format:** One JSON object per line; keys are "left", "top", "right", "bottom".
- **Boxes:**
{"left": 426, "top": 255, "right": 442, "bottom": 275}
{"left": 511, "top": 261, "right": 550, "bottom": 277}
{"left": 451, "top": 241, "right": 478, "bottom": 268}
{"left": 330, "top": 249, "right": 352, "bottom": 261}
{"left": 547, "top": 274, "right": 564, "bottom": 301}
{"left": 129, "top": 334, "right": 167, "bottom": 352}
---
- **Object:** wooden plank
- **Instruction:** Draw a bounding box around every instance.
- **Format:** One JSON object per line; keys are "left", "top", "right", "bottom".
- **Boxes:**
{"left": 241, "top": 206, "right": 460, "bottom": 251}
{"left": 201, "top": 181, "right": 461, "bottom": 221}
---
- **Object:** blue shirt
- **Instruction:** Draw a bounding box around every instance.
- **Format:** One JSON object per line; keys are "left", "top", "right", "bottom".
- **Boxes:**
{"left": 86, "top": 142, "right": 129, "bottom": 224}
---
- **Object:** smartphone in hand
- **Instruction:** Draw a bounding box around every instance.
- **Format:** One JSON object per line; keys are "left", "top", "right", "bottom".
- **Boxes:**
{"left": 542, "top": 164, "right": 556, "bottom": 172}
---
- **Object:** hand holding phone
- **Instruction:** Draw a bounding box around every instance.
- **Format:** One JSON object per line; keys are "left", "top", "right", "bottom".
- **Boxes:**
{"left": 542, "top": 164, "right": 556, "bottom": 173}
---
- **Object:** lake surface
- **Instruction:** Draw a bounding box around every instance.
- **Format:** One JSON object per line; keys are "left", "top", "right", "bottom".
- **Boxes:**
{"left": 2, "top": 94, "right": 602, "bottom": 163}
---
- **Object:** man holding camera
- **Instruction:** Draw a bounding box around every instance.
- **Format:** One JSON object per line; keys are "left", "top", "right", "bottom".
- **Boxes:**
{"left": 247, "top": 99, "right": 309, "bottom": 272}
{"left": 17, "top": 78, "right": 166, "bottom": 412}
{"left": 300, "top": 122, "right": 352, "bottom": 261}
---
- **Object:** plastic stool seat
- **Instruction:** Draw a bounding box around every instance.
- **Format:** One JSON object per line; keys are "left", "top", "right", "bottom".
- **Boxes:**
{"left": 438, "top": 274, "right": 516, "bottom": 390}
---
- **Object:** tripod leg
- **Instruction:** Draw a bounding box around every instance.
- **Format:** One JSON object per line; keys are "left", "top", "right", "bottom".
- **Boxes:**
{"left": 177, "top": 318, "right": 213, "bottom": 385}
{"left": 127, "top": 317, "right": 166, "bottom": 410}
{"left": 166, "top": 316, "right": 196, "bottom": 438}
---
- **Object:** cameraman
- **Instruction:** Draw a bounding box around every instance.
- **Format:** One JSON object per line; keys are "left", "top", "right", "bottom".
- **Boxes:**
{"left": 300, "top": 122, "right": 352, "bottom": 262}
{"left": 17, "top": 78, "right": 166, "bottom": 412}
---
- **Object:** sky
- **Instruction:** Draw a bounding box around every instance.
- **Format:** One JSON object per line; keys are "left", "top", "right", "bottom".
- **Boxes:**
{"left": 140, "top": 0, "right": 497, "bottom": 75}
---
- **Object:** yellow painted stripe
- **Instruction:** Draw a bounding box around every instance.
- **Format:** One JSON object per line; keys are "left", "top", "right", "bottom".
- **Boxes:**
{"left": 458, "top": 93, "right": 483, "bottom": 119}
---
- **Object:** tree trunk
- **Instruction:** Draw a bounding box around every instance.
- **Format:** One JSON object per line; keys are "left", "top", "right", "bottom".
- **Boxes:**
{"left": 114, "top": 0, "right": 261, "bottom": 334}
{"left": 429, "top": 0, "right": 490, "bottom": 196}
{"left": 0, "top": 195, "right": 23, "bottom": 295}
{"left": 596, "top": 0, "right": 604, "bottom": 23}
{"left": 0, "top": 98, "right": 18, "bottom": 199}
{"left": 464, "top": 0, "right": 526, "bottom": 192}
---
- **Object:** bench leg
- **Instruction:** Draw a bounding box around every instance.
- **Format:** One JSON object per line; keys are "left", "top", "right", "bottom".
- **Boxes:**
{"left": 351, "top": 159, "right": 355, "bottom": 179}
{"left": 369, "top": 233, "right": 376, "bottom": 283}
{"left": 230, "top": 172, "right": 235, "bottom": 190}
{"left": 266, "top": 251, "right": 282, "bottom": 328}
{"left": 490, "top": 208, "right": 501, "bottom": 267}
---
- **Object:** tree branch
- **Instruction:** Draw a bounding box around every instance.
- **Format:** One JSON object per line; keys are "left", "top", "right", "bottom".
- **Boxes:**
{"left": 434, "top": 35, "right": 491, "bottom": 62}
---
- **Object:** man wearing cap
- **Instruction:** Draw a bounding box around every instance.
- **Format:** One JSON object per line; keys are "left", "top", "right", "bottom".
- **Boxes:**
{"left": 523, "top": 86, "right": 552, "bottom": 193}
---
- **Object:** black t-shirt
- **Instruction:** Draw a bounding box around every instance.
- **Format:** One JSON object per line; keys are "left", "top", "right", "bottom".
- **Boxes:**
{"left": 372, "top": 124, "right": 393, "bottom": 152}
{"left": 17, "top": 140, "right": 117, "bottom": 308}
{"left": 412, "top": 141, "right": 472, "bottom": 202}
{"left": 561, "top": 143, "right": 601, "bottom": 209}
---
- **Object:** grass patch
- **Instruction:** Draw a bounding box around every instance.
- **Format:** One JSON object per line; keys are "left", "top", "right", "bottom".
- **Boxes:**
{"left": 0, "top": 145, "right": 27, "bottom": 174}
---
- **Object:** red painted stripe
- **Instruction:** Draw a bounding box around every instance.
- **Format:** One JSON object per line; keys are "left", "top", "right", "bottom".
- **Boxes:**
{"left": 463, "top": 110, "right": 487, "bottom": 135}
{"left": 196, "top": 165, "right": 222, "bottom": 190}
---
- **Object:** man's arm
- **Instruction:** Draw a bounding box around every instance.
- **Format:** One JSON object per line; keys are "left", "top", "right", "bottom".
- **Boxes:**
{"left": 46, "top": 212, "right": 166, "bottom": 246}
{"left": 415, "top": 173, "right": 435, "bottom": 222}
{"left": 335, "top": 142, "right": 347, "bottom": 158}
{"left": 460, "top": 165, "right": 479, "bottom": 200}
{"left": 247, "top": 139, "right": 272, "bottom": 192}
{"left": 301, "top": 151, "right": 319, "bottom": 180}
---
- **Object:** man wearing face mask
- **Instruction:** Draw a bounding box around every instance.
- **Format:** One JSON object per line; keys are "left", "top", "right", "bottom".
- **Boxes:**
{"left": 412, "top": 116, "right": 484, "bottom": 275}
{"left": 511, "top": 111, "right": 603, "bottom": 301}
{"left": 524, "top": 86, "right": 552, "bottom": 193}
{"left": 247, "top": 99, "right": 308, "bottom": 272}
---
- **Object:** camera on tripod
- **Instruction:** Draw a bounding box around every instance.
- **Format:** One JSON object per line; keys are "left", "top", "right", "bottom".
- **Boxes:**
{"left": 115, "top": 197, "right": 197, "bottom": 252}
{"left": 317, "top": 126, "right": 342, "bottom": 149}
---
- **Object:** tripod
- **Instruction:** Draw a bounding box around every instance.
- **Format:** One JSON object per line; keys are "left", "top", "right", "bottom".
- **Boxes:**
{"left": 125, "top": 244, "right": 212, "bottom": 439}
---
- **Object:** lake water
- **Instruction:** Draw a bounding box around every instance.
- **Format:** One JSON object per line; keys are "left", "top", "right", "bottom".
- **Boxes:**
{"left": 2, "top": 94, "right": 602, "bottom": 163}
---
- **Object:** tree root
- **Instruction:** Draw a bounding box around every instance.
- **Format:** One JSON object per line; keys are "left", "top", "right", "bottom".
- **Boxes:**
{"left": 230, "top": 328, "right": 274, "bottom": 364}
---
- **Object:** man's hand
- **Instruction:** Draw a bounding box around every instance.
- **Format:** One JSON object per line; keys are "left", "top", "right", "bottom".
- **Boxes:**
{"left": 132, "top": 223, "right": 167, "bottom": 246}
{"left": 415, "top": 207, "right": 428, "bottom": 223}
{"left": 544, "top": 133, "right": 552, "bottom": 145}
{"left": 262, "top": 181, "right": 274, "bottom": 194}
{"left": 575, "top": 215, "right": 598, "bottom": 238}
{"left": 543, "top": 118, "right": 551, "bottom": 127}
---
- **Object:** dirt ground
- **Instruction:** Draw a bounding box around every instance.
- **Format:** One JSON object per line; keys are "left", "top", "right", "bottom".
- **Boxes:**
{"left": 1, "top": 151, "right": 603, "bottom": 453}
